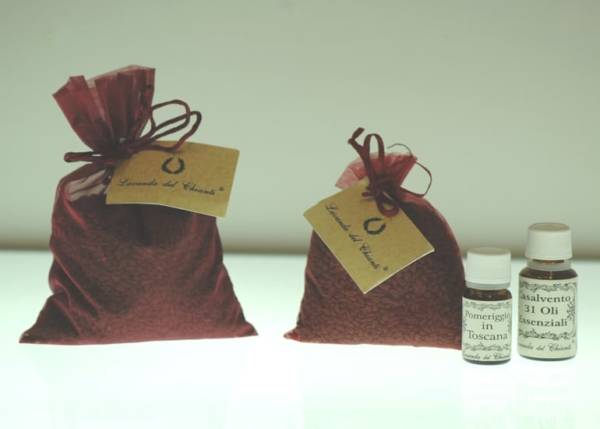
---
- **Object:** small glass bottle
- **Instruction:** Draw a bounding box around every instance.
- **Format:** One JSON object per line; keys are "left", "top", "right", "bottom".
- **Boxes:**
{"left": 462, "top": 247, "right": 512, "bottom": 364}
{"left": 518, "top": 223, "right": 577, "bottom": 360}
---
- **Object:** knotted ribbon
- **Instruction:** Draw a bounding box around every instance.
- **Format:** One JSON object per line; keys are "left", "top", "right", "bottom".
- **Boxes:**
{"left": 64, "top": 99, "right": 201, "bottom": 167}
{"left": 347, "top": 127, "right": 432, "bottom": 217}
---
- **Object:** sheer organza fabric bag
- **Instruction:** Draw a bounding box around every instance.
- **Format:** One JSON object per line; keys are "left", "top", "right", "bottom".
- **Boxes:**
{"left": 21, "top": 66, "right": 256, "bottom": 345}
{"left": 286, "top": 128, "right": 465, "bottom": 348}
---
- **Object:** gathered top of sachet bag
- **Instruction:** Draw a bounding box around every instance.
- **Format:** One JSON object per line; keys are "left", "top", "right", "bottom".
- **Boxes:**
{"left": 285, "top": 128, "right": 465, "bottom": 348}
{"left": 20, "top": 66, "right": 256, "bottom": 345}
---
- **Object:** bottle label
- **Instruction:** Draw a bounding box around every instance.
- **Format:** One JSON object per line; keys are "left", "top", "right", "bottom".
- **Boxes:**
{"left": 518, "top": 277, "right": 577, "bottom": 359}
{"left": 462, "top": 298, "right": 512, "bottom": 362}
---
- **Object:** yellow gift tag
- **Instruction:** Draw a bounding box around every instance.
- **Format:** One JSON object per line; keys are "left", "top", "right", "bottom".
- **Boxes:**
{"left": 304, "top": 179, "right": 434, "bottom": 294}
{"left": 106, "top": 141, "right": 238, "bottom": 217}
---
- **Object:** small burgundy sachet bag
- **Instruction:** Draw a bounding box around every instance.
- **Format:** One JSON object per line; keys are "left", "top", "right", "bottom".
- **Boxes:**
{"left": 21, "top": 66, "right": 256, "bottom": 345}
{"left": 285, "top": 128, "right": 465, "bottom": 348}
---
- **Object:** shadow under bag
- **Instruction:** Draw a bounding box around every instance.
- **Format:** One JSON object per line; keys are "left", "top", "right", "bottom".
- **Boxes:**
{"left": 21, "top": 66, "right": 256, "bottom": 345}
{"left": 286, "top": 128, "right": 465, "bottom": 348}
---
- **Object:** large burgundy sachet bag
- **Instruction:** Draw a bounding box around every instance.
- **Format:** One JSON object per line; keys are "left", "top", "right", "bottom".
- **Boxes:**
{"left": 21, "top": 66, "right": 256, "bottom": 345}
{"left": 285, "top": 128, "right": 465, "bottom": 348}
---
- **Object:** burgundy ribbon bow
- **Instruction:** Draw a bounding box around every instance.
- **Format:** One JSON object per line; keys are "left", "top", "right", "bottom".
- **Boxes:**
{"left": 64, "top": 99, "right": 202, "bottom": 167}
{"left": 347, "top": 127, "right": 432, "bottom": 217}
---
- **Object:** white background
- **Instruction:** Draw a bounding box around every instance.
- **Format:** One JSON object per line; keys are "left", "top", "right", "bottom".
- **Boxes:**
{"left": 1, "top": 0, "right": 599, "bottom": 256}
{"left": 3, "top": 252, "right": 599, "bottom": 429}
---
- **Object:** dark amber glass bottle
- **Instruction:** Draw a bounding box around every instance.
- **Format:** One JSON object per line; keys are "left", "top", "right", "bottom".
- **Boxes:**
{"left": 462, "top": 248, "right": 512, "bottom": 365}
{"left": 518, "top": 223, "right": 577, "bottom": 360}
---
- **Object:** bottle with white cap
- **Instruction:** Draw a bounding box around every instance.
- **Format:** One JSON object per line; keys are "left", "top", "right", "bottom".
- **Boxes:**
{"left": 518, "top": 223, "right": 577, "bottom": 360}
{"left": 462, "top": 247, "right": 512, "bottom": 364}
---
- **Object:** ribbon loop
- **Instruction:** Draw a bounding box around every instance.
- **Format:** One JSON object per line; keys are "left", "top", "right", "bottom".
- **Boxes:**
{"left": 347, "top": 127, "right": 432, "bottom": 217}
{"left": 64, "top": 99, "right": 202, "bottom": 166}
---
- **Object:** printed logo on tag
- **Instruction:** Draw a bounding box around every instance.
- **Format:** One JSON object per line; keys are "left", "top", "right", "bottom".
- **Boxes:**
{"left": 106, "top": 141, "right": 238, "bottom": 217}
{"left": 304, "top": 179, "right": 434, "bottom": 294}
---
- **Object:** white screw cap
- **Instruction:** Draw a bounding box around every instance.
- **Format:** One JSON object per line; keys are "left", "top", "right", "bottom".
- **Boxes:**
{"left": 466, "top": 247, "right": 511, "bottom": 287}
{"left": 525, "top": 223, "right": 572, "bottom": 261}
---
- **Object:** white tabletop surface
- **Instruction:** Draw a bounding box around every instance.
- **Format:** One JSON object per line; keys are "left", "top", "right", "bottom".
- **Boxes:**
{"left": 1, "top": 251, "right": 599, "bottom": 429}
